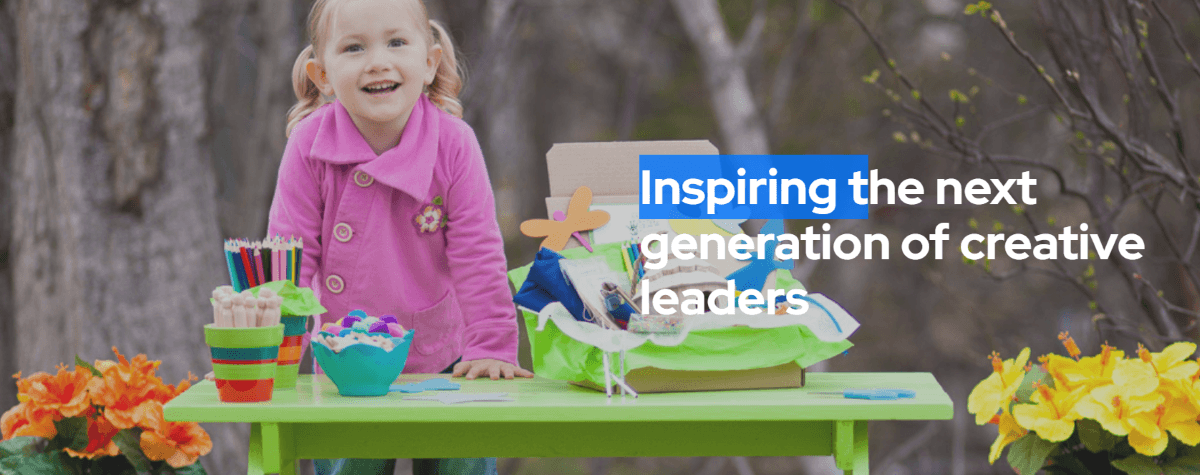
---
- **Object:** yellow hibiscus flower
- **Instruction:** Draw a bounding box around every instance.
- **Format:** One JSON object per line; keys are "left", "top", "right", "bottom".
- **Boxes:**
{"left": 1123, "top": 391, "right": 1200, "bottom": 456}
{"left": 1073, "top": 359, "right": 1163, "bottom": 438}
{"left": 1042, "top": 344, "right": 1123, "bottom": 392}
{"left": 1140, "top": 341, "right": 1199, "bottom": 384}
{"left": 1013, "top": 382, "right": 1087, "bottom": 442}
{"left": 988, "top": 410, "right": 1027, "bottom": 464}
{"left": 969, "top": 348, "right": 1031, "bottom": 425}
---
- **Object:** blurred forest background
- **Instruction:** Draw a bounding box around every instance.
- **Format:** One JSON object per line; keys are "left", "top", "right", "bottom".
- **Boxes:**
{"left": 3, "top": 0, "right": 1200, "bottom": 473}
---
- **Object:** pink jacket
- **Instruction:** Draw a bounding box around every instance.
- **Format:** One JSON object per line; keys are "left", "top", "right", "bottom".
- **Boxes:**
{"left": 267, "top": 95, "right": 518, "bottom": 373}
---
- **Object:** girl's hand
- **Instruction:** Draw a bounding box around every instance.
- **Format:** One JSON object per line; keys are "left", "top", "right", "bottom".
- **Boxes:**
{"left": 452, "top": 359, "right": 535, "bottom": 380}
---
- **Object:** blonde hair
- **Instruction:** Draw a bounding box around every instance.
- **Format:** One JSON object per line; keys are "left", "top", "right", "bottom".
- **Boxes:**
{"left": 286, "top": 0, "right": 466, "bottom": 136}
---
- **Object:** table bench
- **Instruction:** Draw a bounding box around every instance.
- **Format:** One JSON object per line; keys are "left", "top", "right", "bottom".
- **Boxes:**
{"left": 164, "top": 372, "right": 953, "bottom": 474}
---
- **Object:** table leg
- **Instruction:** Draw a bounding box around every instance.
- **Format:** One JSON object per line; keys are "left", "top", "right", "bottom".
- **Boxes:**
{"left": 261, "top": 422, "right": 297, "bottom": 475}
{"left": 248, "top": 423, "right": 265, "bottom": 475}
{"left": 834, "top": 420, "right": 869, "bottom": 474}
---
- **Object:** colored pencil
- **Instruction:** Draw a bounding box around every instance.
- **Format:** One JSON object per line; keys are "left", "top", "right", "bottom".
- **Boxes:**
{"left": 223, "top": 242, "right": 241, "bottom": 292}
{"left": 239, "top": 245, "right": 256, "bottom": 288}
{"left": 294, "top": 238, "right": 303, "bottom": 285}
{"left": 262, "top": 241, "right": 273, "bottom": 283}
{"left": 253, "top": 245, "right": 266, "bottom": 286}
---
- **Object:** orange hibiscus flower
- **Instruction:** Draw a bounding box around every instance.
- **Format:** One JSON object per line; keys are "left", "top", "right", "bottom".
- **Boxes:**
{"left": 63, "top": 408, "right": 120, "bottom": 459}
{"left": 89, "top": 348, "right": 166, "bottom": 429}
{"left": 21, "top": 364, "right": 93, "bottom": 419}
{"left": 138, "top": 402, "right": 212, "bottom": 468}
{"left": 1, "top": 402, "right": 57, "bottom": 440}
{"left": 148, "top": 373, "right": 196, "bottom": 405}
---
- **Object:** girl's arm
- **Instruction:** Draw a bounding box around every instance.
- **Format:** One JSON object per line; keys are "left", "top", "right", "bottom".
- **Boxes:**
{"left": 443, "top": 126, "right": 520, "bottom": 368}
{"left": 267, "top": 134, "right": 323, "bottom": 289}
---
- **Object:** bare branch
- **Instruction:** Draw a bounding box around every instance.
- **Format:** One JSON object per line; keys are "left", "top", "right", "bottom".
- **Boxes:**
{"left": 1151, "top": 0, "right": 1200, "bottom": 82}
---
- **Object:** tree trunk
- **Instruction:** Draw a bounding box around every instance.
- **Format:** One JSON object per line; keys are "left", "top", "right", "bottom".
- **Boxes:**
{"left": 10, "top": 1, "right": 303, "bottom": 472}
{"left": 0, "top": 0, "right": 18, "bottom": 412}
{"left": 669, "top": 0, "right": 769, "bottom": 155}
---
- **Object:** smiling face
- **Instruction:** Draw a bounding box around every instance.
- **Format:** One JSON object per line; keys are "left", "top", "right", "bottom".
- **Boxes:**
{"left": 307, "top": 0, "right": 441, "bottom": 147}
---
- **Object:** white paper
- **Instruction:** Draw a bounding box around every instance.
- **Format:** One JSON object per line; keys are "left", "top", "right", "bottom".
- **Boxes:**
{"left": 589, "top": 203, "right": 671, "bottom": 245}
{"left": 558, "top": 257, "right": 630, "bottom": 327}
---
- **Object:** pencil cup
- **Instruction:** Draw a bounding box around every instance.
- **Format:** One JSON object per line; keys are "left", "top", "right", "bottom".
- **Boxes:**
{"left": 204, "top": 324, "right": 284, "bottom": 403}
{"left": 274, "top": 315, "right": 309, "bottom": 390}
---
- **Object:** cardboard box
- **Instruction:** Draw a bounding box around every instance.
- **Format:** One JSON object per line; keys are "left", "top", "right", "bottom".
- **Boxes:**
{"left": 571, "top": 362, "right": 805, "bottom": 393}
{"left": 537, "top": 141, "right": 802, "bottom": 393}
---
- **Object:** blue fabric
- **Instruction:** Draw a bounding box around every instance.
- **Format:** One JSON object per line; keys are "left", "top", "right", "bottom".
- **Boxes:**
{"left": 513, "top": 247, "right": 589, "bottom": 321}
{"left": 313, "top": 358, "right": 497, "bottom": 475}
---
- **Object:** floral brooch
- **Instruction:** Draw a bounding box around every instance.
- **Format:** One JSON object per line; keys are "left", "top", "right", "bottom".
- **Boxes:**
{"left": 415, "top": 196, "right": 447, "bottom": 233}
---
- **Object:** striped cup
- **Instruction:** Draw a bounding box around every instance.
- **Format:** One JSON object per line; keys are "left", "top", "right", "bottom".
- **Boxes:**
{"left": 204, "top": 324, "right": 284, "bottom": 402}
{"left": 273, "top": 315, "right": 309, "bottom": 390}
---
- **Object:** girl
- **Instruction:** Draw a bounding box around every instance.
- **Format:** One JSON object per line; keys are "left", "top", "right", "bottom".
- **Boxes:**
{"left": 269, "top": 0, "right": 532, "bottom": 473}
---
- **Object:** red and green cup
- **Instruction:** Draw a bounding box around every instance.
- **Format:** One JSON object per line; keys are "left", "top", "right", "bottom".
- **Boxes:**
{"left": 204, "top": 324, "right": 284, "bottom": 402}
{"left": 273, "top": 315, "right": 309, "bottom": 390}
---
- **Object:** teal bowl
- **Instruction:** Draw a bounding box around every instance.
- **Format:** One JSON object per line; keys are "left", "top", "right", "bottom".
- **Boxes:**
{"left": 312, "top": 330, "right": 413, "bottom": 397}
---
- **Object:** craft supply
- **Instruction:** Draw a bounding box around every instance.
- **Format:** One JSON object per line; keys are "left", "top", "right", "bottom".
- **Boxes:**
{"left": 222, "top": 236, "right": 306, "bottom": 290}
{"left": 218, "top": 295, "right": 234, "bottom": 328}
{"left": 401, "top": 392, "right": 514, "bottom": 405}
{"left": 725, "top": 219, "right": 795, "bottom": 293}
{"left": 389, "top": 378, "right": 461, "bottom": 394}
{"left": 231, "top": 293, "right": 248, "bottom": 328}
{"left": 223, "top": 245, "right": 241, "bottom": 292}
{"left": 313, "top": 332, "right": 397, "bottom": 353}
{"left": 323, "top": 310, "right": 408, "bottom": 339}
{"left": 294, "top": 239, "right": 303, "bottom": 286}
{"left": 811, "top": 389, "right": 915, "bottom": 400}
{"left": 601, "top": 282, "right": 637, "bottom": 329}
{"left": 519, "top": 186, "right": 610, "bottom": 251}
{"left": 619, "top": 244, "right": 636, "bottom": 283}
{"left": 553, "top": 210, "right": 593, "bottom": 252}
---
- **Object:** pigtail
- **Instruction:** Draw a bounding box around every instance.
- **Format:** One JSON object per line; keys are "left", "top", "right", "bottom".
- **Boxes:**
{"left": 286, "top": 45, "right": 325, "bottom": 136}
{"left": 427, "top": 20, "right": 464, "bottom": 118}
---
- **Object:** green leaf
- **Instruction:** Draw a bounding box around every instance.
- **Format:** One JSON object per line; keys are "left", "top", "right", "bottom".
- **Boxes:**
{"left": 1075, "top": 419, "right": 1118, "bottom": 452}
{"left": 75, "top": 356, "right": 103, "bottom": 377}
{"left": 0, "top": 436, "right": 42, "bottom": 458}
{"left": 0, "top": 451, "right": 77, "bottom": 475}
{"left": 90, "top": 455, "right": 138, "bottom": 475}
{"left": 1014, "top": 365, "right": 1050, "bottom": 404}
{"left": 1007, "top": 433, "right": 1058, "bottom": 475}
{"left": 112, "top": 428, "right": 153, "bottom": 474}
{"left": 50, "top": 417, "right": 89, "bottom": 452}
{"left": 165, "top": 461, "right": 209, "bottom": 475}
{"left": 1112, "top": 454, "right": 1162, "bottom": 475}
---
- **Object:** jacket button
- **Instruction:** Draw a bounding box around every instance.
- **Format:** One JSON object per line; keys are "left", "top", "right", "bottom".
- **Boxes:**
{"left": 354, "top": 171, "right": 374, "bottom": 187}
{"left": 333, "top": 222, "right": 353, "bottom": 243}
{"left": 325, "top": 275, "right": 345, "bottom": 294}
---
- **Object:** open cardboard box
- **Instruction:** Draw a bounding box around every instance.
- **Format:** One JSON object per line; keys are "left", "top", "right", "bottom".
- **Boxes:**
{"left": 571, "top": 362, "right": 805, "bottom": 394}
{"left": 532, "top": 140, "right": 805, "bottom": 393}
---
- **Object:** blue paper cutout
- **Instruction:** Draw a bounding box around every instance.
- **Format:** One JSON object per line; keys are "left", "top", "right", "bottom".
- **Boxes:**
{"left": 389, "top": 378, "right": 462, "bottom": 394}
{"left": 402, "top": 392, "right": 513, "bottom": 405}
{"left": 725, "top": 219, "right": 795, "bottom": 292}
{"left": 348, "top": 309, "right": 368, "bottom": 318}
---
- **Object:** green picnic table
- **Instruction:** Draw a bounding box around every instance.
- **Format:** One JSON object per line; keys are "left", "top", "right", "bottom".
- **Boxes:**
{"left": 164, "top": 372, "right": 953, "bottom": 475}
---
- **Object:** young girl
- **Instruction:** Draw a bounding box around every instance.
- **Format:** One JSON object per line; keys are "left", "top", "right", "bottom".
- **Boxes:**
{"left": 268, "top": 0, "right": 532, "bottom": 473}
